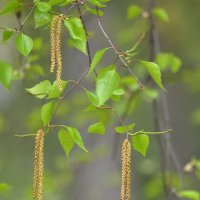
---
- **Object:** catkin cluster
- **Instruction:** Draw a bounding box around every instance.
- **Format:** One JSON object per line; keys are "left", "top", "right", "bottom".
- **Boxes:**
{"left": 120, "top": 139, "right": 132, "bottom": 200}
{"left": 33, "top": 129, "right": 45, "bottom": 200}
{"left": 50, "top": 15, "right": 63, "bottom": 91}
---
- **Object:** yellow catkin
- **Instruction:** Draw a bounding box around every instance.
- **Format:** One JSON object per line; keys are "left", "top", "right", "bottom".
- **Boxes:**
{"left": 120, "top": 139, "right": 131, "bottom": 200}
{"left": 50, "top": 16, "right": 57, "bottom": 73}
{"left": 32, "top": 129, "right": 45, "bottom": 200}
{"left": 55, "top": 15, "right": 63, "bottom": 91}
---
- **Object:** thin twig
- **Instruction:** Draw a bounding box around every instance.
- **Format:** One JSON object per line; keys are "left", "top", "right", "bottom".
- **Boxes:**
{"left": 96, "top": 7, "right": 143, "bottom": 89}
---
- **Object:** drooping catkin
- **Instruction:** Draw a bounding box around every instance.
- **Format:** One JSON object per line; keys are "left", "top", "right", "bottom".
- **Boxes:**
{"left": 120, "top": 139, "right": 132, "bottom": 200}
{"left": 55, "top": 15, "right": 63, "bottom": 91}
{"left": 33, "top": 129, "right": 45, "bottom": 200}
{"left": 50, "top": 16, "right": 57, "bottom": 73}
{"left": 50, "top": 15, "right": 63, "bottom": 91}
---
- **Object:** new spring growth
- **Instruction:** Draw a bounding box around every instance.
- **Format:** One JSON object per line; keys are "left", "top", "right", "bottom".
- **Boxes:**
{"left": 120, "top": 139, "right": 132, "bottom": 200}
{"left": 50, "top": 14, "right": 63, "bottom": 91}
{"left": 33, "top": 129, "right": 45, "bottom": 200}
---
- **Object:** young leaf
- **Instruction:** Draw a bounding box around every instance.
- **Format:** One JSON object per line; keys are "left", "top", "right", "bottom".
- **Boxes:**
{"left": 88, "top": 48, "right": 108, "bottom": 75}
{"left": 87, "top": 0, "right": 106, "bottom": 7}
{"left": 67, "top": 38, "right": 87, "bottom": 54}
{"left": 86, "top": 90, "right": 99, "bottom": 107}
{"left": 41, "top": 101, "right": 55, "bottom": 126}
{"left": 36, "top": 2, "right": 51, "bottom": 12}
{"left": 0, "top": 0, "right": 20, "bottom": 15}
{"left": 127, "top": 5, "right": 142, "bottom": 20}
{"left": 58, "top": 128, "right": 75, "bottom": 158}
{"left": 156, "top": 53, "right": 181, "bottom": 73}
{"left": 48, "top": 80, "right": 68, "bottom": 99}
{"left": 115, "top": 123, "right": 135, "bottom": 134}
{"left": 2, "top": 31, "right": 13, "bottom": 42}
{"left": 34, "top": 8, "right": 52, "bottom": 28}
{"left": 64, "top": 17, "right": 86, "bottom": 41}
{"left": 96, "top": 65, "right": 120, "bottom": 105}
{"left": 179, "top": 190, "right": 200, "bottom": 200}
{"left": 153, "top": 7, "right": 169, "bottom": 23}
{"left": 131, "top": 134, "right": 149, "bottom": 156}
{"left": 26, "top": 80, "right": 51, "bottom": 99}
{"left": 70, "top": 128, "right": 88, "bottom": 152}
{"left": 88, "top": 121, "right": 105, "bottom": 135}
{"left": 141, "top": 61, "right": 165, "bottom": 90}
{"left": 0, "top": 61, "right": 13, "bottom": 89}
{"left": 112, "top": 88, "right": 125, "bottom": 96}
{"left": 15, "top": 34, "right": 33, "bottom": 56}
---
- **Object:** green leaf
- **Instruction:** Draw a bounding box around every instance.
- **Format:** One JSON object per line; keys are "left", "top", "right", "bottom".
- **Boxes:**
{"left": 48, "top": 0, "right": 65, "bottom": 5}
{"left": 58, "top": 128, "right": 75, "bottom": 158}
{"left": 26, "top": 80, "right": 51, "bottom": 99}
{"left": 88, "top": 121, "right": 105, "bottom": 135}
{"left": 127, "top": 5, "right": 142, "bottom": 20}
{"left": 36, "top": 2, "right": 51, "bottom": 12}
{"left": 48, "top": 80, "right": 68, "bottom": 99}
{"left": 2, "top": 31, "right": 13, "bottom": 42}
{"left": 41, "top": 101, "right": 55, "bottom": 126}
{"left": 34, "top": 8, "right": 52, "bottom": 28}
{"left": 87, "top": 0, "right": 106, "bottom": 7}
{"left": 15, "top": 33, "right": 33, "bottom": 56}
{"left": 0, "top": 0, "right": 20, "bottom": 15}
{"left": 96, "top": 65, "right": 120, "bottom": 105}
{"left": 86, "top": 90, "right": 99, "bottom": 106}
{"left": 64, "top": 17, "right": 86, "bottom": 41}
{"left": 115, "top": 123, "right": 135, "bottom": 134}
{"left": 112, "top": 88, "right": 125, "bottom": 96}
{"left": 153, "top": 7, "right": 169, "bottom": 23}
{"left": 86, "top": 7, "right": 104, "bottom": 16}
{"left": 70, "top": 127, "right": 88, "bottom": 152}
{"left": 0, "top": 183, "right": 11, "bottom": 192}
{"left": 179, "top": 190, "right": 200, "bottom": 200}
{"left": 132, "top": 134, "right": 149, "bottom": 156}
{"left": 0, "top": 61, "right": 13, "bottom": 89}
{"left": 88, "top": 48, "right": 108, "bottom": 75}
{"left": 141, "top": 61, "right": 165, "bottom": 90}
{"left": 67, "top": 38, "right": 87, "bottom": 54}
{"left": 156, "top": 53, "right": 181, "bottom": 73}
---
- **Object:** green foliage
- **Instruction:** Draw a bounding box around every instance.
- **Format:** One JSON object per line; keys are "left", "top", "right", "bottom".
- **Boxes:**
{"left": 26, "top": 80, "right": 51, "bottom": 99}
{"left": 0, "top": 0, "right": 20, "bottom": 15}
{"left": 34, "top": 8, "right": 52, "bottom": 28}
{"left": 156, "top": 53, "right": 182, "bottom": 73}
{"left": 88, "top": 48, "right": 109, "bottom": 75}
{"left": 2, "top": 31, "right": 13, "bottom": 42}
{"left": 64, "top": 17, "right": 87, "bottom": 54}
{"left": 15, "top": 34, "right": 33, "bottom": 56}
{"left": 140, "top": 61, "right": 165, "bottom": 90}
{"left": 36, "top": 2, "right": 51, "bottom": 12}
{"left": 58, "top": 126, "right": 87, "bottom": 158}
{"left": 153, "top": 7, "right": 169, "bottom": 23}
{"left": 96, "top": 65, "right": 120, "bottom": 106}
{"left": 0, "top": 61, "right": 13, "bottom": 89}
{"left": 115, "top": 123, "right": 135, "bottom": 134}
{"left": 179, "top": 190, "right": 200, "bottom": 200}
{"left": 127, "top": 5, "right": 142, "bottom": 20}
{"left": 41, "top": 101, "right": 55, "bottom": 126}
{"left": 48, "top": 81, "right": 68, "bottom": 99}
{"left": 88, "top": 121, "right": 105, "bottom": 135}
{"left": 131, "top": 134, "right": 149, "bottom": 156}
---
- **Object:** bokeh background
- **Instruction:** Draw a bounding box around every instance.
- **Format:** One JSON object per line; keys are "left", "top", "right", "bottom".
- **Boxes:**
{"left": 0, "top": 0, "right": 200, "bottom": 199}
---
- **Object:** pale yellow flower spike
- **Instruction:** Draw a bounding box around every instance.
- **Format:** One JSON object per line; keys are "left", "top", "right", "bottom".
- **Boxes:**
{"left": 120, "top": 139, "right": 132, "bottom": 200}
{"left": 32, "top": 129, "right": 45, "bottom": 200}
{"left": 50, "top": 16, "right": 57, "bottom": 73}
{"left": 55, "top": 15, "right": 63, "bottom": 91}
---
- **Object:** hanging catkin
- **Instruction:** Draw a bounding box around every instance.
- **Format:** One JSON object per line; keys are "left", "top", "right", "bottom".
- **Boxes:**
{"left": 120, "top": 138, "right": 132, "bottom": 200}
{"left": 50, "top": 16, "right": 57, "bottom": 73}
{"left": 33, "top": 129, "right": 45, "bottom": 200}
{"left": 50, "top": 15, "right": 63, "bottom": 91}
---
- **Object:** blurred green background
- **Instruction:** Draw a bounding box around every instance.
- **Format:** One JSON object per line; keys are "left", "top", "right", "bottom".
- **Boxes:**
{"left": 0, "top": 0, "right": 200, "bottom": 200}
